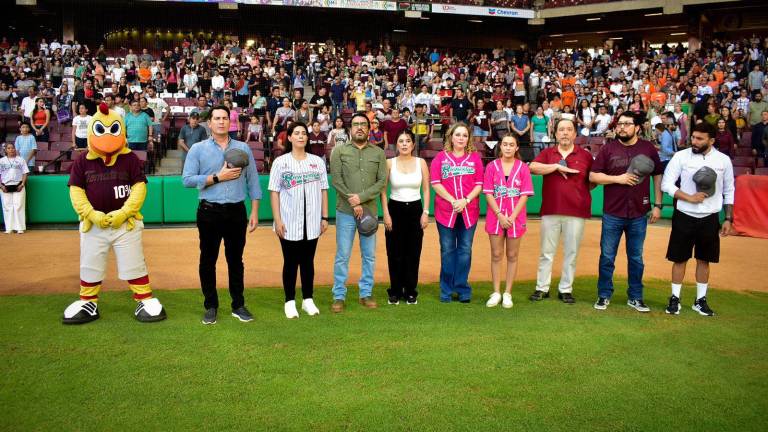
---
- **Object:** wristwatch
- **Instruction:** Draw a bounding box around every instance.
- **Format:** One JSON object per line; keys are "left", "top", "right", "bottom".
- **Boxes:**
{"left": 213, "top": 174, "right": 220, "bottom": 184}
{"left": 321, "top": 216, "right": 329, "bottom": 221}
{"left": 726, "top": 217, "right": 734, "bottom": 223}
{"left": 654, "top": 203, "right": 663, "bottom": 209}
{"left": 423, "top": 209, "right": 429, "bottom": 216}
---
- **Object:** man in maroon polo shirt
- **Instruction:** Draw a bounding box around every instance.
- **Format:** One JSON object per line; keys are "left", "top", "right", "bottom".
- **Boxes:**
{"left": 589, "top": 112, "right": 664, "bottom": 313}
{"left": 381, "top": 108, "right": 408, "bottom": 150}
{"left": 529, "top": 118, "right": 594, "bottom": 304}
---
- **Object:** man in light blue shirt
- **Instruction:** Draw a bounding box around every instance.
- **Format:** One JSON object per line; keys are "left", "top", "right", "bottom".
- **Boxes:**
{"left": 182, "top": 104, "right": 262, "bottom": 325}
{"left": 659, "top": 127, "right": 676, "bottom": 170}
{"left": 14, "top": 123, "right": 37, "bottom": 169}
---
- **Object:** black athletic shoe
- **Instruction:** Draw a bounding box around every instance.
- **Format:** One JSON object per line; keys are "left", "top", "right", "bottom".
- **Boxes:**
{"left": 62, "top": 300, "right": 100, "bottom": 325}
{"left": 529, "top": 290, "right": 550, "bottom": 301}
{"left": 627, "top": 299, "right": 651, "bottom": 313}
{"left": 665, "top": 295, "right": 681, "bottom": 315}
{"left": 459, "top": 299, "right": 471, "bottom": 304}
{"left": 231, "top": 306, "right": 254, "bottom": 322}
{"left": 388, "top": 295, "right": 400, "bottom": 305}
{"left": 558, "top": 292, "right": 575, "bottom": 304}
{"left": 594, "top": 297, "right": 610, "bottom": 310}
{"left": 692, "top": 297, "right": 715, "bottom": 316}
{"left": 202, "top": 308, "right": 217, "bottom": 325}
{"left": 406, "top": 296, "right": 418, "bottom": 305}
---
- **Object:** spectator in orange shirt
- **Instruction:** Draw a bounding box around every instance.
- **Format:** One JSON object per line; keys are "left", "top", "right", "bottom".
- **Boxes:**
{"left": 138, "top": 63, "right": 152, "bottom": 88}
{"left": 561, "top": 86, "right": 576, "bottom": 109}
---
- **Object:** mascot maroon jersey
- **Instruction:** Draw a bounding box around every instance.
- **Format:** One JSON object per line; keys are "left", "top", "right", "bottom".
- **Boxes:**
{"left": 68, "top": 152, "right": 147, "bottom": 213}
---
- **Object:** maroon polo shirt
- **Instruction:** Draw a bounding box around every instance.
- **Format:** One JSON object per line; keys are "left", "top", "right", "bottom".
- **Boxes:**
{"left": 308, "top": 131, "right": 327, "bottom": 158}
{"left": 380, "top": 119, "right": 408, "bottom": 146}
{"left": 533, "top": 145, "right": 593, "bottom": 219}
{"left": 68, "top": 151, "right": 147, "bottom": 213}
{"left": 591, "top": 138, "right": 663, "bottom": 219}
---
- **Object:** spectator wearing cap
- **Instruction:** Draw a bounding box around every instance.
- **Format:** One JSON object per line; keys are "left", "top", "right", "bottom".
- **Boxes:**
{"left": 178, "top": 112, "right": 209, "bottom": 166}
{"left": 661, "top": 122, "right": 735, "bottom": 317}
{"left": 589, "top": 112, "right": 664, "bottom": 313}
{"left": 529, "top": 118, "right": 593, "bottom": 304}
{"left": 182, "top": 104, "right": 262, "bottom": 325}
{"left": 329, "top": 113, "right": 387, "bottom": 313}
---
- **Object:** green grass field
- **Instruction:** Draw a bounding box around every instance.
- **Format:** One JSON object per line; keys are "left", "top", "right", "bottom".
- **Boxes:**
{"left": 1, "top": 277, "right": 767, "bottom": 431}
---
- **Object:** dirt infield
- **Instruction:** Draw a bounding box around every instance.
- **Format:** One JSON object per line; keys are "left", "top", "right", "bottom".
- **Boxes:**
{"left": 2, "top": 219, "right": 766, "bottom": 296}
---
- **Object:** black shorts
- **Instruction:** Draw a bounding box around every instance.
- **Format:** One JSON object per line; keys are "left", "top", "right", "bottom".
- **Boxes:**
{"left": 666, "top": 209, "right": 721, "bottom": 263}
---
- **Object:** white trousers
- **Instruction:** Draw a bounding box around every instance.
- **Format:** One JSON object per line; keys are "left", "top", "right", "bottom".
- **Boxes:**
{"left": 80, "top": 220, "right": 148, "bottom": 283}
{"left": 536, "top": 215, "right": 586, "bottom": 293}
{"left": 1, "top": 189, "right": 26, "bottom": 232}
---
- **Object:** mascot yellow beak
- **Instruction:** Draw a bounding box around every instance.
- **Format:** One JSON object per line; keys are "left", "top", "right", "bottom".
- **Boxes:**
{"left": 87, "top": 103, "right": 129, "bottom": 166}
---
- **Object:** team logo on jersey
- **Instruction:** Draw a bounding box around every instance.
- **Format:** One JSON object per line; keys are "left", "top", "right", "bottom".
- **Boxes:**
{"left": 441, "top": 163, "right": 476, "bottom": 179}
{"left": 493, "top": 184, "right": 521, "bottom": 198}
{"left": 280, "top": 171, "right": 322, "bottom": 189}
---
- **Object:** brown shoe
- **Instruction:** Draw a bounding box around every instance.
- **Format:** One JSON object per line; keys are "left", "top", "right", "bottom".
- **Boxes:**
{"left": 358, "top": 296, "right": 378, "bottom": 309}
{"left": 331, "top": 300, "right": 345, "bottom": 313}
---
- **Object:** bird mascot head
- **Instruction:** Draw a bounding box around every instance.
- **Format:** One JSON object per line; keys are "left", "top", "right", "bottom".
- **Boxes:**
{"left": 87, "top": 102, "right": 129, "bottom": 166}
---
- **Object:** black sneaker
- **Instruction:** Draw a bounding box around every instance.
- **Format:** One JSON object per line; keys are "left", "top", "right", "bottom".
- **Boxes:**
{"left": 692, "top": 296, "right": 715, "bottom": 316}
{"left": 665, "top": 295, "right": 681, "bottom": 315}
{"left": 406, "top": 296, "right": 418, "bottom": 305}
{"left": 459, "top": 299, "right": 471, "bottom": 304}
{"left": 558, "top": 292, "right": 575, "bottom": 304}
{"left": 594, "top": 297, "right": 610, "bottom": 310}
{"left": 202, "top": 308, "right": 217, "bottom": 325}
{"left": 627, "top": 299, "right": 651, "bottom": 313}
{"left": 388, "top": 295, "right": 400, "bottom": 305}
{"left": 231, "top": 306, "right": 254, "bottom": 322}
{"left": 529, "top": 290, "right": 550, "bottom": 301}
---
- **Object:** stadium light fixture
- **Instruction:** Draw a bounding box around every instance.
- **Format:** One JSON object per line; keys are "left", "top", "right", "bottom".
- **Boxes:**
{"left": 644, "top": 12, "right": 663, "bottom": 16}
{"left": 393, "top": 29, "right": 407, "bottom": 33}
{"left": 565, "top": 40, "right": 578, "bottom": 43}
{"left": 610, "top": 37, "right": 623, "bottom": 40}
{"left": 670, "top": 32, "right": 686, "bottom": 36}
{"left": 468, "top": 19, "right": 483, "bottom": 23}
{"left": 586, "top": 17, "right": 601, "bottom": 21}
{"left": 420, "top": 16, "right": 430, "bottom": 20}
{"left": 550, "top": 34, "right": 563, "bottom": 37}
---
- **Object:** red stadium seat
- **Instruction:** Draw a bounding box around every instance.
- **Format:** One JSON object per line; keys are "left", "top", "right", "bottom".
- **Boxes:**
{"left": 732, "top": 156, "right": 756, "bottom": 168}
{"left": 739, "top": 132, "right": 751, "bottom": 147}
{"left": 51, "top": 141, "right": 73, "bottom": 151}
{"left": 574, "top": 136, "right": 588, "bottom": 147}
{"left": 251, "top": 149, "right": 265, "bottom": 160}
{"left": 419, "top": 149, "right": 440, "bottom": 159}
{"left": 35, "top": 150, "right": 61, "bottom": 162}
{"left": 753, "top": 167, "right": 768, "bottom": 176}
{"left": 36, "top": 142, "right": 49, "bottom": 151}
{"left": 59, "top": 161, "right": 74, "bottom": 173}
{"left": 133, "top": 150, "right": 148, "bottom": 162}
{"left": 427, "top": 139, "right": 444, "bottom": 151}
{"left": 734, "top": 147, "right": 754, "bottom": 157}
{"left": 733, "top": 166, "right": 752, "bottom": 176}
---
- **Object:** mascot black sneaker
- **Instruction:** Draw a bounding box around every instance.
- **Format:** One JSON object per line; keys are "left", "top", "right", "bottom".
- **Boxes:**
{"left": 62, "top": 300, "right": 100, "bottom": 324}
{"left": 134, "top": 298, "right": 167, "bottom": 322}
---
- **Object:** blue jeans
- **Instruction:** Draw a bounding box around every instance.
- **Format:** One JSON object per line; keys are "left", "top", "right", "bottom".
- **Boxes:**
{"left": 436, "top": 218, "right": 477, "bottom": 302}
{"left": 597, "top": 214, "right": 647, "bottom": 301}
{"left": 473, "top": 127, "right": 489, "bottom": 137}
{"left": 332, "top": 211, "right": 376, "bottom": 300}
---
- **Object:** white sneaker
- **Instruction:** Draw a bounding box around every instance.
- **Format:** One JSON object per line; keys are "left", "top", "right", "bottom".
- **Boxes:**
{"left": 16, "top": 230, "right": 24, "bottom": 234}
{"left": 301, "top": 298, "right": 320, "bottom": 316}
{"left": 284, "top": 300, "right": 299, "bottom": 319}
{"left": 486, "top": 292, "right": 502, "bottom": 307}
{"left": 502, "top": 293, "right": 514, "bottom": 309}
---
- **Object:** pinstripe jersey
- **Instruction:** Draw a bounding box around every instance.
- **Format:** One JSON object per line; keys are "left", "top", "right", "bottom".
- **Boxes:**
{"left": 268, "top": 152, "right": 329, "bottom": 241}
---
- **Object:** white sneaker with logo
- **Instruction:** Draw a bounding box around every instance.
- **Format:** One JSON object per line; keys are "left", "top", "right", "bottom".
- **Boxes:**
{"left": 486, "top": 292, "right": 502, "bottom": 307}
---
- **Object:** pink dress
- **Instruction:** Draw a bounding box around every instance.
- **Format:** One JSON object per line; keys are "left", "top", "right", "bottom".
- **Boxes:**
{"left": 430, "top": 150, "right": 484, "bottom": 228}
{"left": 482, "top": 158, "right": 534, "bottom": 238}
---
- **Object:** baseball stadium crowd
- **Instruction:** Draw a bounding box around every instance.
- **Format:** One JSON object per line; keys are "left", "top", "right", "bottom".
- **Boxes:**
{"left": 0, "top": 32, "right": 750, "bottom": 324}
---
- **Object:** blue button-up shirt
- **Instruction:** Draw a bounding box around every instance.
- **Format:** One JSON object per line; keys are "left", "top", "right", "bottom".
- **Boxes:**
{"left": 659, "top": 130, "right": 676, "bottom": 162}
{"left": 182, "top": 137, "right": 262, "bottom": 203}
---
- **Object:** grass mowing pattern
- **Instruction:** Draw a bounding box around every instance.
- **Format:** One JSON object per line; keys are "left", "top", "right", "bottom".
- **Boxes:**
{"left": 1, "top": 277, "right": 767, "bottom": 431}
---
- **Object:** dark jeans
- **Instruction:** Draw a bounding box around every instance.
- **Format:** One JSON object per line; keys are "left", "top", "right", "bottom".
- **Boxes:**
{"left": 279, "top": 237, "right": 319, "bottom": 302}
{"left": 436, "top": 217, "right": 477, "bottom": 302}
{"left": 128, "top": 141, "right": 148, "bottom": 151}
{"left": 196, "top": 201, "right": 247, "bottom": 310}
{"left": 385, "top": 199, "right": 424, "bottom": 300}
{"left": 597, "top": 214, "right": 647, "bottom": 301}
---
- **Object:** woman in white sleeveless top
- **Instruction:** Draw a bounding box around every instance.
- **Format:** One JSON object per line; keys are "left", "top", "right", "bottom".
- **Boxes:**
{"left": 380, "top": 130, "right": 430, "bottom": 305}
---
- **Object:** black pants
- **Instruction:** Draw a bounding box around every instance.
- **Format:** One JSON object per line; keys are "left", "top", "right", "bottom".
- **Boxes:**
{"left": 196, "top": 201, "right": 247, "bottom": 310}
{"left": 279, "top": 237, "right": 319, "bottom": 302}
{"left": 385, "top": 199, "right": 424, "bottom": 299}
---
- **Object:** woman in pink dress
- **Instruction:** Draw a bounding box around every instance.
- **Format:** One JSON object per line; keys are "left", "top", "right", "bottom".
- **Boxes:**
{"left": 482, "top": 134, "right": 534, "bottom": 309}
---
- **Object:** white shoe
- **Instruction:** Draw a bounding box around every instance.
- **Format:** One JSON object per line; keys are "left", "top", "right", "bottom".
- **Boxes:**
{"left": 62, "top": 300, "right": 100, "bottom": 324}
{"left": 301, "top": 298, "right": 320, "bottom": 316}
{"left": 16, "top": 230, "right": 24, "bottom": 234}
{"left": 502, "top": 293, "right": 514, "bottom": 309}
{"left": 486, "top": 292, "right": 502, "bottom": 307}
{"left": 284, "top": 300, "right": 299, "bottom": 319}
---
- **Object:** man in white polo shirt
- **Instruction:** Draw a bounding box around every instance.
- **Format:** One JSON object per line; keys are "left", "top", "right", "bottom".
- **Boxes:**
{"left": 661, "top": 122, "right": 735, "bottom": 317}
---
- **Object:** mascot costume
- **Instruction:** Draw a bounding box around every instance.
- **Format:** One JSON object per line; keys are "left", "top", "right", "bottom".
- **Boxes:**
{"left": 62, "top": 103, "right": 166, "bottom": 324}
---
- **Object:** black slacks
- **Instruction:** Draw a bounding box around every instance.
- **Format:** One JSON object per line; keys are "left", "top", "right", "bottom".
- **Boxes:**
{"left": 196, "top": 201, "right": 247, "bottom": 310}
{"left": 385, "top": 199, "right": 424, "bottom": 299}
{"left": 279, "top": 237, "right": 319, "bottom": 302}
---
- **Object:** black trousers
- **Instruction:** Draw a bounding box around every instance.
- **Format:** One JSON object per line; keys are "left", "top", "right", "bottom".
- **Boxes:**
{"left": 279, "top": 237, "right": 319, "bottom": 302}
{"left": 385, "top": 199, "right": 424, "bottom": 299}
{"left": 196, "top": 201, "right": 247, "bottom": 310}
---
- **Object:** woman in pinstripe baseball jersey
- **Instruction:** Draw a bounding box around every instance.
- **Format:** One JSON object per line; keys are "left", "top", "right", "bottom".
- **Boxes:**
{"left": 268, "top": 122, "right": 330, "bottom": 319}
